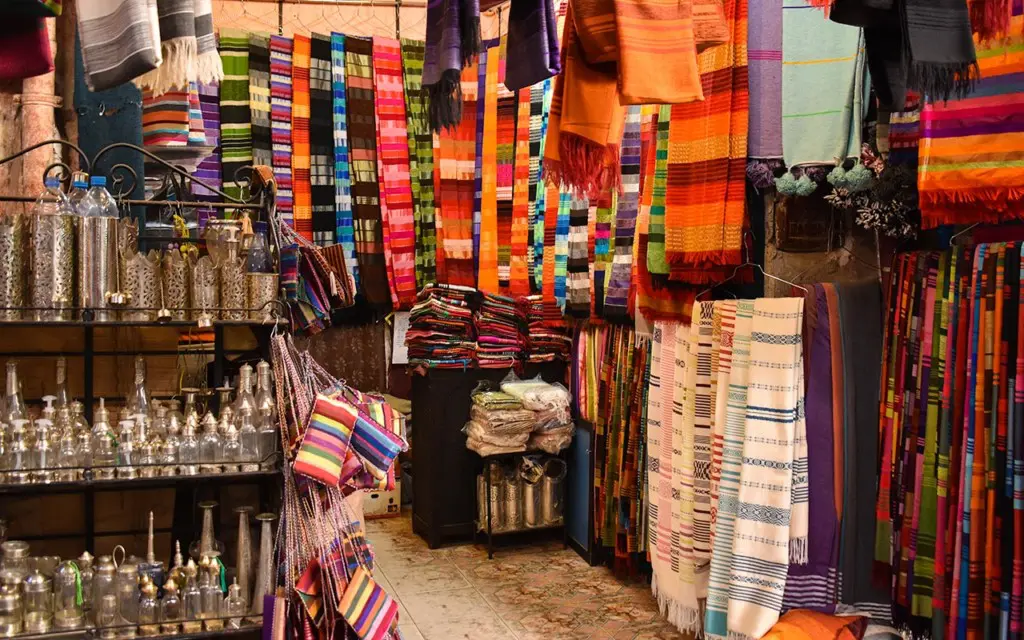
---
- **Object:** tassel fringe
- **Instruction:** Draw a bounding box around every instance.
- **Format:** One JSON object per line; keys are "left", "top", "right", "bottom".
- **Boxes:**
{"left": 789, "top": 536, "right": 808, "bottom": 564}
{"left": 460, "top": 14, "right": 481, "bottom": 67}
{"left": 651, "top": 571, "right": 703, "bottom": 636}
{"left": 727, "top": 631, "right": 756, "bottom": 640}
{"left": 427, "top": 69, "right": 465, "bottom": 133}
{"left": 910, "top": 60, "right": 979, "bottom": 103}
{"left": 543, "top": 134, "right": 621, "bottom": 198}
{"left": 195, "top": 50, "right": 224, "bottom": 86}
{"left": 134, "top": 38, "right": 197, "bottom": 97}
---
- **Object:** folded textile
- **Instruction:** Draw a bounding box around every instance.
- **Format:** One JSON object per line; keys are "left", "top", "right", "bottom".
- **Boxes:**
{"left": 423, "top": 0, "right": 481, "bottom": 131}
{"left": 142, "top": 88, "right": 189, "bottom": 147}
{"left": 504, "top": 0, "right": 560, "bottom": 90}
{"left": 77, "top": 0, "right": 162, "bottom": 91}
{"left": 762, "top": 610, "right": 867, "bottom": 640}
{"left": 136, "top": 0, "right": 198, "bottom": 96}
{"left": 406, "top": 283, "right": 477, "bottom": 367}
{"left": 0, "top": 15, "right": 52, "bottom": 81}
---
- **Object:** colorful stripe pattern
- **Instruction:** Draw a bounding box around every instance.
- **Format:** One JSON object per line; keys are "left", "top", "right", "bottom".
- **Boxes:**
{"left": 400, "top": 38, "right": 437, "bottom": 291}
{"left": 604, "top": 106, "right": 641, "bottom": 320}
{"left": 331, "top": 34, "right": 358, "bottom": 289}
{"left": 510, "top": 86, "right": 532, "bottom": 297}
{"left": 248, "top": 33, "right": 272, "bottom": 168}
{"left": 142, "top": 89, "right": 189, "bottom": 147}
{"left": 291, "top": 35, "right": 313, "bottom": 241}
{"left": 270, "top": 35, "right": 294, "bottom": 227}
{"left": 310, "top": 34, "right": 336, "bottom": 246}
{"left": 338, "top": 567, "right": 399, "bottom": 640}
{"left": 293, "top": 394, "right": 355, "bottom": 487}
{"left": 218, "top": 30, "right": 252, "bottom": 201}
{"left": 192, "top": 83, "right": 221, "bottom": 220}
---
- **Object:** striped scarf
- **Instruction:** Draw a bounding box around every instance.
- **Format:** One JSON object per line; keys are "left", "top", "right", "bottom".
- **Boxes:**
{"left": 473, "top": 50, "right": 488, "bottom": 276}
{"left": 566, "top": 195, "right": 590, "bottom": 318}
{"left": 142, "top": 88, "right": 189, "bottom": 147}
{"left": 311, "top": 34, "right": 336, "bottom": 247}
{"left": 496, "top": 61, "right": 517, "bottom": 293}
{"left": 372, "top": 37, "right": 417, "bottom": 310}
{"left": 331, "top": 34, "right": 358, "bottom": 289}
{"left": 693, "top": 301, "right": 716, "bottom": 586}
{"left": 187, "top": 82, "right": 205, "bottom": 145}
{"left": 77, "top": 0, "right": 161, "bottom": 92}
{"left": 510, "top": 87, "right": 532, "bottom": 297}
{"left": 591, "top": 187, "right": 614, "bottom": 317}
{"left": 603, "top": 106, "right": 641, "bottom": 320}
{"left": 270, "top": 36, "right": 294, "bottom": 227}
{"left": 248, "top": 34, "right": 272, "bottom": 168}
{"left": 135, "top": 0, "right": 196, "bottom": 96}
{"left": 528, "top": 80, "right": 550, "bottom": 293}
{"left": 553, "top": 189, "right": 571, "bottom": 310}
{"left": 291, "top": 35, "right": 313, "bottom": 241}
{"left": 728, "top": 296, "right": 806, "bottom": 640}
{"left": 478, "top": 43, "right": 501, "bottom": 293}
{"left": 219, "top": 30, "right": 252, "bottom": 201}
{"left": 400, "top": 39, "right": 437, "bottom": 291}
{"left": 345, "top": 36, "right": 390, "bottom": 307}
{"left": 747, "top": 0, "right": 782, "bottom": 159}
{"left": 192, "top": 83, "right": 221, "bottom": 220}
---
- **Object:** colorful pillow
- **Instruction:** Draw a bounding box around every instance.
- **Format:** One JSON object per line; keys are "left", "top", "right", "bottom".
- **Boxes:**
{"left": 349, "top": 409, "right": 406, "bottom": 481}
{"left": 338, "top": 567, "right": 398, "bottom": 640}
{"left": 292, "top": 394, "right": 356, "bottom": 486}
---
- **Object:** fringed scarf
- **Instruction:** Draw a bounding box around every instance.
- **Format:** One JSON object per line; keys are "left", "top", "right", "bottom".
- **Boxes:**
{"left": 310, "top": 34, "right": 337, "bottom": 247}
{"left": 345, "top": 37, "right": 390, "bottom": 307}
{"left": 693, "top": 301, "right": 716, "bottom": 597}
{"left": 423, "top": 0, "right": 481, "bottom": 131}
{"left": 248, "top": 34, "right": 272, "bottom": 169}
{"left": 136, "top": 0, "right": 221, "bottom": 95}
{"left": 291, "top": 35, "right": 313, "bottom": 241}
{"left": 219, "top": 30, "right": 252, "bottom": 202}
{"left": 435, "top": 61, "right": 479, "bottom": 287}
{"left": 270, "top": 35, "right": 295, "bottom": 228}
{"left": 603, "top": 106, "right": 641, "bottom": 321}
{"left": 76, "top": 0, "right": 161, "bottom": 92}
{"left": 400, "top": 39, "right": 437, "bottom": 291}
{"left": 371, "top": 37, "right": 417, "bottom": 310}
{"left": 566, "top": 195, "right": 590, "bottom": 318}
{"left": 331, "top": 34, "right": 359, "bottom": 289}
{"left": 504, "top": 0, "right": 560, "bottom": 90}
{"left": 510, "top": 87, "right": 532, "bottom": 297}
{"left": 496, "top": 60, "right": 517, "bottom": 294}
{"left": 478, "top": 44, "right": 500, "bottom": 293}
{"left": 728, "top": 296, "right": 806, "bottom": 640}
{"left": 192, "top": 0, "right": 221, "bottom": 84}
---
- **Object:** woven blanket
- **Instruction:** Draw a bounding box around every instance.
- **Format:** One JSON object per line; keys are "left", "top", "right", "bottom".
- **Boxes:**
{"left": 76, "top": 0, "right": 161, "bottom": 92}
{"left": 510, "top": 87, "right": 532, "bottom": 297}
{"left": 747, "top": 0, "right": 782, "bottom": 158}
{"left": 435, "top": 62, "right": 479, "bottom": 287}
{"left": 142, "top": 89, "right": 188, "bottom": 147}
{"left": 249, "top": 34, "right": 272, "bottom": 169}
{"left": 135, "top": 0, "right": 196, "bottom": 96}
{"left": 310, "top": 34, "right": 336, "bottom": 247}
{"left": 635, "top": 168, "right": 697, "bottom": 323}
{"left": 372, "top": 37, "right": 417, "bottom": 309}
{"left": 541, "top": 183, "right": 559, "bottom": 305}
{"left": 187, "top": 82, "right": 205, "bottom": 146}
{"left": 662, "top": 0, "right": 747, "bottom": 271}
{"left": 478, "top": 43, "right": 500, "bottom": 293}
{"left": 781, "top": 0, "right": 865, "bottom": 167}
{"left": 192, "top": 83, "right": 221, "bottom": 218}
{"left": 219, "top": 30, "right": 252, "bottom": 202}
{"left": 647, "top": 322, "right": 669, "bottom": 593}
{"left": 705, "top": 299, "right": 749, "bottom": 639}
{"left": 566, "top": 196, "right": 590, "bottom": 318}
{"left": 291, "top": 35, "right": 313, "bottom": 241}
{"left": 708, "top": 302, "right": 726, "bottom": 545}
{"left": 693, "top": 301, "right": 716, "bottom": 586}
{"left": 603, "top": 106, "right": 641, "bottom": 320}
{"left": 270, "top": 35, "right": 294, "bottom": 228}
{"left": 918, "top": 24, "right": 1024, "bottom": 228}
{"left": 345, "top": 37, "right": 390, "bottom": 306}
{"left": 728, "top": 296, "right": 806, "bottom": 640}
{"left": 401, "top": 39, "right": 437, "bottom": 290}
{"left": 496, "top": 60, "right": 517, "bottom": 294}
{"left": 330, "top": 34, "right": 358, "bottom": 289}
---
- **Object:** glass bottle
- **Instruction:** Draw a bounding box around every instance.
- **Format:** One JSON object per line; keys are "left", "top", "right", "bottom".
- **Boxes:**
{"left": 224, "top": 578, "right": 246, "bottom": 629}
{"left": 116, "top": 420, "right": 136, "bottom": 479}
{"left": 31, "top": 419, "right": 54, "bottom": 483}
{"left": 181, "top": 560, "right": 201, "bottom": 632}
{"left": 177, "top": 421, "right": 199, "bottom": 476}
{"left": 149, "top": 403, "right": 168, "bottom": 442}
{"left": 53, "top": 560, "right": 84, "bottom": 629}
{"left": 115, "top": 559, "right": 139, "bottom": 625}
{"left": 3, "top": 361, "right": 24, "bottom": 426}
{"left": 137, "top": 512, "right": 164, "bottom": 591}
{"left": 238, "top": 413, "right": 259, "bottom": 470}
{"left": 137, "top": 577, "right": 158, "bottom": 636}
{"left": 91, "top": 399, "right": 117, "bottom": 480}
{"left": 234, "top": 365, "right": 257, "bottom": 419}
{"left": 41, "top": 396, "right": 57, "bottom": 442}
{"left": 128, "top": 357, "right": 149, "bottom": 421}
{"left": 91, "top": 556, "right": 117, "bottom": 625}
{"left": 54, "top": 356, "right": 70, "bottom": 409}
{"left": 166, "top": 541, "right": 185, "bottom": 592}
{"left": 96, "top": 593, "right": 119, "bottom": 638}
{"left": 77, "top": 551, "right": 94, "bottom": 611}
{"left": 159, "top": 580, "right": 182, "bottom": 634}
{"left": 246, "top": 222, "right": 271, "bottom": 273}
{"left": 198, "top": 413, "right": 221, "bottom": 472}
{"left": 71, "top": 400, "right": 89, "bottom": 435}
{"left": 222, "top": 421, "right": 241, "bottom": 473}
{"left": 22, "top": 570, "right": 51, "bottom": 633}
{"left": 167, "top": 399, "right": 183, "bottom": 432}
{"left": 7, "top": 420, "right": 30, "bottom": 485}
{"left": 55, "top": 405, "right": 73, "bottom": 439}
{"left": 198, "top": 557, "right": 220, "bottom": 621}
{"left": 56, "top": 427, "right": 78, "bottom": 482}
{"left": 181, "top": 389, "right": 200, "bottom": 428}
{"left": 255, "top": 361, "right": 275, "bottom": 426}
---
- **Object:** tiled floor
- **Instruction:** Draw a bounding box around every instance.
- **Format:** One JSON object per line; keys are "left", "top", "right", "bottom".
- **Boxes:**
{"left": 366, "top": 512, "right": 687, "bottom": 640}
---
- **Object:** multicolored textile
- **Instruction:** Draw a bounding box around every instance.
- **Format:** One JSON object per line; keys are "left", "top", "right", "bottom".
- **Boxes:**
{"left": 311, "top": 34, "right": 337, "bottom": 247}
{"left": 142, "top": 89, "right": 189, "bottom": 147}
{"left": 422, "top": 0, "right": 481, "bottom": 131}
{"left": 192, "top": 83, "right": 221, "bottom": 218}
{"left": 331, "top": 34, "right": 358, "bottom": 288}
{"left": 294, "top": 394, "right": 355, "bottom": 487}
{"left": 345, "top": 36, "right": 390, "bottom": 307}
{"left": 219, "top": 30, "right": 252, "bottom": 201}
{"left": 529, "top": 80, "right": 551, "bottom": 293}
{"left": 603, "top": 106, "right": 641, "bottom": 320}
{"left": 747, "top": 0, "right": 782, "bottom": 158}
{"left": 781, "top": 1, "right": 866, "bottom": 168}
{"left": 762, "top": 610, "right": 868, "bottom": 640}
{"left": 553, "top": 189, "right": 571, "bottom": 309}
{"left": 400, "top": 39, "right": 437, "bottom": 291}
{"left": 504, "top": 0, "right": 560, "bottom": 90}
{"left": 510, "top": 88, "right": 533, "bottom": 297}
{"left": 248, "top": 34, "right": 272, "bottom": 168}
{"left": 338, "top": 567, "right": 399, "bottom": 640}
{"left": 566, "top": 196, "right": 590, "bottom": 318}
{"left": 135, "top": 0, "right": 196, "bottom": 96}
{"left": 372, "top": 37, "right": 417, "bottom": 310}
{"left": 917, "top": 19, "right": 1024, "bottom": 228}
{"left": 186, "top": 82, "right": 206, "bottom": 145}
{"left": 292, "top": 35, "right": 313, "bottom": 241}
{"left": 76, "top": 0, "right": 162, "bottom": 92}
{"left": 270, "top": 36, "right": 294, "bottom": 228}
{"left": 496, "top": 63, "right": 517, "bottom": 294}
{"left": 478, "top": 43, "right": 501, "bottom": 294}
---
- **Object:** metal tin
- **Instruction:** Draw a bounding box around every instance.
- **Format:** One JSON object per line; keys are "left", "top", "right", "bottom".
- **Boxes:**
{"left": 191, "top": 256, "right": 219, "bottom": 320}
{"left": 77, "top": 216, "right": 118, "bottom": 321}
{"left": 161, "top": 251, "right": 189, "bottom": 320}
{"left": 541, "top": 458, "right": 566, "bottom": 525}
{"left": 124, "top": 250, "right": 161, "bottom": 322}
{"left": 29, "top": 213, "right": 75, "bottom": 321}
{"left": 502, "top": 470, "right": 523, "bottom": 531}
{"left": 219, "top": 257, "right": 246, "bottom": 321}
{"left": 0, "top": 214, "right": 25, "bottom": 321}
{"left": 247, "top": 272, "right": 279, "bottom": 321}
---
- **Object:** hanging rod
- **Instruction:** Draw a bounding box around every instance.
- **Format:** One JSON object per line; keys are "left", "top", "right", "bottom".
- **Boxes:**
{"left": 242, "top": 0, "right": 427, "bottom": 7}
{"left": 0, "top": 194, "right": 262, "bottom": 210}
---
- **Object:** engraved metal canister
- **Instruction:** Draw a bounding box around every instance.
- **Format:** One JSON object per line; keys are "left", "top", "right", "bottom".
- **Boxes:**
{"left": 219, "top": 257, "right": 246, "bottom": 321}
{"left": 117, "top": 217, "right": 139, "bottom": 296}
{"left": 191, "top": 256, "right": 219, "bottom": 320}
{"left": 0, "top": 214, "right": 26, "bottom": 321}
{"left": 247, "top": 273, "right": 279, "bottom": 321}
{"left": 161, "top": 251, "right": 190, "bottom": 321}
{"left": 77, "top": 216, "right": 118, "bottom": 321}
{"left": 29, "top": 213, "right": 75, "bottom": 321}
{"left": 124, "top": 251, "right": 161, "bottom": 322}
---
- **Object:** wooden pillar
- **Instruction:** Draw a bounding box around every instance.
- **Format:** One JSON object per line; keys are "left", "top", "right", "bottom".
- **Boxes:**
{"left": 19, "top": 17, "right": 62, "bottom": 200}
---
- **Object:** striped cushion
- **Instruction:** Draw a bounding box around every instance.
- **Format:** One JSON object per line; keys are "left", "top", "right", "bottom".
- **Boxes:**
{"left": 338, "top": 566, "right": 398, "bottom": 640}
{"left": 292, "top": 394, "right": 356, "bottom": 486}
{"left": 349, "top": 405, "right": 405, "bottom": 481}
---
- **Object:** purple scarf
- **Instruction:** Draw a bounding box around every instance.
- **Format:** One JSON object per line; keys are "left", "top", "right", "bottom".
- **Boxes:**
{"left": 423, "top": 0, "right": 480, "bottom": 131}
{"left": 503, "top": 0, "right": 561, "bottom": 90}
{"left": 747, "top": 0, "right": 782, "bottom": 158}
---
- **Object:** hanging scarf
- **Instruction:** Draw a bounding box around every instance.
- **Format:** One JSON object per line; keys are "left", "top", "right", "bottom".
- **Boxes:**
{"left": 647, "top": 322, "right": 670, "bottom": 600}
{"left": 542, "top": 183, "right": 559, "bottom": 305}
{"left": 187, "top": 82, "right": 206, "bottom": 145}
{"left": 400, "top": 38, "right": 438, "bottom": 291}
{"left": 566, "top": 195, "right": 590, "bottom": 318}
{"left": 291, "top": 35, "right": 313, "bottom": 241}
{"left": 510, "top": 87, "right": 532, "bottom": 297}
{"left": 310, "top": 34, "right": 336, "bottom": 247}
{"left": 590, "top": 188, "right": 613, "bottom": 317}
{"left": 530, "top": 80, "right": 552, "bottom": 293}
{"left": 728, "top": 296, "right": 806, "bottom": 640}
{"left": 142, "top": 88, "right": 189, "bottom": 147}
{"left": 219, "top": 30, "right": 252, "bottom": 202}
{"left": 647, "top": 105, "right": 672, "bottom": 276}
{"left": 504, "top": 0, "right": 560, "bottom": 90}
{"left": 747, "top": 0, "right": 782, "bottom": 159}
{"left": 192, "top": 82, "right": 221, "bottom": 220}
{"left": 477, "top": 43, "right": 500, "bottom": 293}
{"left": 1011, "top": 246, "right": 1024, "bottom": 637}
{"left": 345, "top": 37, "right": 390, "bottom": 307}
{"left": 135, "top": 0, "right": 198, "bottom": 96}
{"left": 554, "top": 189, "right": 571, "bottom": 310}
{"left": 692, "top": 301, "right": 716, "bottom": 590}
{"left": 77, "top": 0, "right": 161, "bottom": 92}
{"left": 193, "top": 0, "right": 221, "bottom": 84}
{"left": 708, "top": 302, "right": 726, "bottom": 546}
{"left": 423, "top": 0, "right": 481, "bottom": 131}
{"left": 331, "top": 34, "right": 358, "bottom": 290}
{"left": 473, "top": 49, "right": 488, "bottom": 276}
{"left": 496, "top": 65, "right": 517, "bottom": 294}
{"left": 249, "top": 34, "right": 272, "bottom": 168}
{"left": 603, "top": 106, "right": 641, "bottom": 321}
{"left": 270, "top": 35, "right": 295, "bottom": 229}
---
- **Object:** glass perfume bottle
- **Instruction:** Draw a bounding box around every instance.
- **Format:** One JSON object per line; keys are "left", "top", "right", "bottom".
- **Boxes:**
{"left": 55, "top": 404, "right": 73, "bottom": 439}
{"left": 177, "top": 421, "right": 199, "bottom": 476}
{"left": 137, "top": 577, "right": 158, "bottom": 636}
{"left": 70, "top": 400, "right": 89, "bottom": 434}
{"left": 166, "top": 541, "right": 186, "bottom": 592}
{"left": 159, "top": 580, "right": 182, "bottom": 634}
{"left": 238, "top": 413, "right": 259, "bottom": 470}
{"left": 3, "top": 361, "right": 25, "bottom": 426}
{"left": 137, "top": 512, "right": 164, "bottom": 591}
{"left": 95, "top": 594, "right": 118, "bottom": 639}
{"left": 53, "top": 560, "right": 84, "bottom": 629}
{"left": 56, "top": 428, "right": 78, "bottom": 482}
{"left": 224, "top": 579, "right": 246, "bottom": 629}
{"left": 7, "top": 420, "right": 30, "bottom": 485}
{"left": 90, "top": 399, "right": 117, "bottom": 480}
{"left": 181, "top": 560, "right": 201, "bottom": 632}
{"left": 77, "top": 551, "right": 94, "bottom": 611}
{"left": 198, "top": 557, "right": 221, "bottom": 621}
{"left": 115, "top": 419, "right": 136, "bottom": 479}
{"left": 115, "top": 558, "right": 139, "bottom": 625}
{"left": 234, "top": 364, "right": 257, "bottom": 419}
{"left": 222, "top": 421, "right": 241, "bottom": 473}
{"left": 149, "top": 403, "right": 168, "bottom": 441}
{"left": 198, "top": 413, "right": 222, "bottom": 472}
{"left": 181, "top": 389, "right": 200, "bottom": 428}
{"left": 255, "top": 360, "right": 275, "bottom": 423}
{"left": 128, "top": 356, "right": 150, "bottom": 420}
{"left": 31, "top": 419, "right": 54, "bottom": 483}
{"left": 91, "top": 556, "right": 117, "bottom": 626}
{"left": 54, "top": 357, "right": 70, "bottom": 409}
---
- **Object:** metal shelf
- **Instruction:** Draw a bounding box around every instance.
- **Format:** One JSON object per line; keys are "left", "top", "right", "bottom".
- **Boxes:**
{"left": 0, "top": 465, "right": 280, "bottom": 496}
{"left": 11, "top": 621, "right": 262, "bottom": 640}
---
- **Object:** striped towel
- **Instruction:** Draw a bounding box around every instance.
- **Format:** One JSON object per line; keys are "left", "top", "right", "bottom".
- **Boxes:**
{"left": 528, "top": 80, "right": 551, "bottom": 293}
{"left": 553, "top": 188, "right": 571, "bottom": 310}
{"left": 142, "top": 88, "right": 188, "bottom": 147}
{"left": 781, "top": 0, "right": 866, "bottom": 167}
{"left": 473, "top": 48, "right": 489, "bottom": 280}
{"left": 219, "top": 30, "right": 252, "bottom": 201}
{"left": 590, "top": 187, "right": 613, "bottom": 317}
{"left": 187, "top": 83, "right": 206, "bottom": 146}
{"left": 270, "top": 36, "right": 294, "bottom": 227}
{"left": 372, "top": 37, "right": 417, "bottom": 310}
{"left": 339, "top": 567, "right": 398, "bottom": 640}
{"left": 727, "top": 296, "right": 806, "bottom": 640}
{"left": 400, "top": 39, "right": 437, "bottom": 291}
{"left": 332, "top": 34, "right": 358, "bottom": 289}
{"left": 496, "top": 53, "right": 517, "bottom": 294}
{"left": 311, "top": 34, "right": 336, "bottom": 247}
{"left": 76, "top": 0, "right": 162, "bottom": 92}
{"left": 291, "top": 35, "right": 313, "bottom": 241}
{"left": 693, "top": 301, "right": 716, "bottom": 591}
{"left": 249, "top": 34, "right": 272, "bottom": 168}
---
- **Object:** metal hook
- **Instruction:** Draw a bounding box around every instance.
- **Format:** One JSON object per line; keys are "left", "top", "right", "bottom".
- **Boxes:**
{"left": 950, "top": 222, "right": 980, "bottom": 246}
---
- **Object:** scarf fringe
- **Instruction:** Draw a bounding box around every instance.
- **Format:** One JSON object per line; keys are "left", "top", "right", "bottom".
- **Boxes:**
{"left": 543, "top": 134, "right": 621, "bottom": 197}
{"left": 195, "top": 50, "right": 224, "bottom": 86}
{"left": 135, "top": 38, "right": 197, "bottom": 97}
{"left": 909, "top": 60, "right": 979, "bottom": 103}
{"left": 460, "top": 14, "right": 481, "bottom": 68}
{"left": 427, "top": 69, "right": 465, "bottom": 133}
{"left": 970, "top": 0, "right": 1010, "bottom": 43}
{"left": 652, "top": 572, "right": 703, "bottom": 636}
{"left": 727, "top": 631, "right": 756, "bottom": 640}
{"left": 789, "top": 535, "right": 808, "bottom": 564}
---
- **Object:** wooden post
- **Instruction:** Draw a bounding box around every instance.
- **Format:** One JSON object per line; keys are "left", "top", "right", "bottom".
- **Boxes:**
{"left": 20, "top": 17, "right": 62, "bottom": 200}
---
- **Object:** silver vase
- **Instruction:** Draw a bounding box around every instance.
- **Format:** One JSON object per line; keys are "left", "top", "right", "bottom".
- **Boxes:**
{"left": 219, "top": 257, "right": 246, "bottom": 321}
{"left": 30, "top": 213, "right": 75, "bottom": 321}
{"left": 77, "top": 215, "right": 118, "bottom": 321}
{"left": 249, "top": 512, "right": 277, "bottom": 618}
{"left": 234, "top": 507, "right": 253, "bottom": 608}
{"left": 191, "top": 256, "right": 219, "bottom": 321}
{"left": 0, "top": 214, "right": 26, "bottom": 321}
{"left": 161, "top": 251, "right": 190, "bottom": 321}
{"left": 247, "top": 273, "right": 279, "bottom": 321}
{"left": 124, "top": 250, "right": 161, "bottom": 322}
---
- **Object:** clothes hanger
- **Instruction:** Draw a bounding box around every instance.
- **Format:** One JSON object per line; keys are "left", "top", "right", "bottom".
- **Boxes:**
{"left": 949, "top": 222, "right": 980, "bottom": 246}
{"left": 696, "top": 231, "right": 809, "bottom": 299}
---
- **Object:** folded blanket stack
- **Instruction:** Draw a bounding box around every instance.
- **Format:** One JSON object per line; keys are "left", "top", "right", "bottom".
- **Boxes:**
{"left": 464, "top": 390, "right": 536, "bottom": 455}
{"left": 406, "top": 283, "right": 477, "bottom": 368}
{"left": 521, "top": 294, "right": 572, "bottom": 362}
{"left": 475, "top": 292, "right": 528, "bottom": 368}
